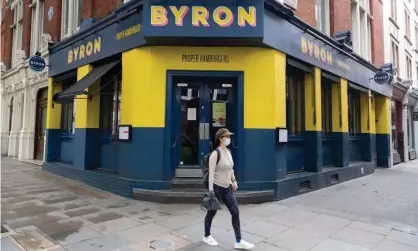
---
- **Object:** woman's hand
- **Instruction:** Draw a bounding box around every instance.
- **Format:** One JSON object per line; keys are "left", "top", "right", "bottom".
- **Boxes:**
{"left": 232, "top": 181, "right": 238, "bottom": 191}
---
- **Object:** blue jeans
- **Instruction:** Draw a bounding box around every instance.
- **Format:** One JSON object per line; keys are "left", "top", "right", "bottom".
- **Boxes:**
{"left": 204, "top": 184, "right": 241, "bottom": 241}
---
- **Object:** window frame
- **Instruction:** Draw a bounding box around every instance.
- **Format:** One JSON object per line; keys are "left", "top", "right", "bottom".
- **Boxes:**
{"left": 99, "top": 70, "right": 122, "bottom": 137}
{"left": 405, "top": 8, "right": 411, "bottom": 39}
{"left": 391, "top": 0, "right": 397, "bottom": 22}
{"left": 348, "top": 87, "right": 361, "bottom": 138}
{"left": 286, "top": 66, "right": 305, "bottom": 140}
{"left": 391, "top": 40, "right": 400, "bottom": 75}
{"left": 315, "top": 0, "right": 330, "bottom": 35}
{"left": 11, "top": 0, "right": 23, "bottom": 67}
{"left": 321, "top": 78, "right": 333, "bottom": 138}
{"left": 60, "top": 0, "right": 82, "bottom": 39}
{"left": 30, "top": 0, "right": 44, "bottom": 55}
{"left": 406, "top": 55, "right": 412, "bottom": 79}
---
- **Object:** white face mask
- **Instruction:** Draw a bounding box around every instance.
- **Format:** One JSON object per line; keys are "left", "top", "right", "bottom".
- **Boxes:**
{"left": 223, "top": 138, "right": 231, "bottom": 146}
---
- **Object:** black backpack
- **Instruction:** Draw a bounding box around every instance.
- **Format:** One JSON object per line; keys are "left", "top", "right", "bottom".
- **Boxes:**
{"left": 201, "top": 148, "right": 230, "bottom": 188}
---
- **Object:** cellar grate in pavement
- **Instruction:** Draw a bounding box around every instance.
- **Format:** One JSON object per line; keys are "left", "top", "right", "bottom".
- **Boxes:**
{"left": 149, "top": 239, "right": 174, "bottom": 249}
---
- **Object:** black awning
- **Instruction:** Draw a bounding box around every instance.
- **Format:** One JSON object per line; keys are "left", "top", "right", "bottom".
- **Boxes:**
{"left": 53, "top": 60, "right": 120, "bottom": 104}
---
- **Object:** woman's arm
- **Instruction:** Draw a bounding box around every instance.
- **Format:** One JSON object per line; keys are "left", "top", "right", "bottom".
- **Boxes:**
{"left": 231, "top": 170, "right": 237, "bottom": 184}
{"left": 208, "top": 150, "right": 218, "bottom": 191}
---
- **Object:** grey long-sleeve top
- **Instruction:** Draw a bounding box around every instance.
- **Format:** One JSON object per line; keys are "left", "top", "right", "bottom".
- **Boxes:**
{"left": 208, "top": 147, "right": 236, "bottom": 191}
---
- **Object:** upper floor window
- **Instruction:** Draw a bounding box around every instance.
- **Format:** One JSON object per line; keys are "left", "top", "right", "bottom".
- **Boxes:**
{"left": 30, "top": 0, "right": 44, "bottom": 55}
{"left": 415, "top": 26, "right": 418, "bottom": 50}
{"left": 61, "top": 0, "right": 82, "bottom": 38}
{"left": 406, "top": 55, "right": 412, "bottom": 79}
{"left": 351, "top": 0, "right": 372, "bottom": 60}
{"left": 391, "top": 0, "right": 397, "bottom": 22}
{"left": 315, "top": 0, "right": 330, "bottom": 35}
{"left": 11, "top": 0, "right": 23, "bottom": 67}
{"left": 405, "top": 8, "right": 411, "bottom": 39}
{"left": 391, "top": 40, "right": 400, "bottom": 75}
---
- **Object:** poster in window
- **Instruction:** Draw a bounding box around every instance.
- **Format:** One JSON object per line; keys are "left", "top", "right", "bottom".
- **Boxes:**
{"left": 212, "top": 103, "right": 226, "bottom": 127}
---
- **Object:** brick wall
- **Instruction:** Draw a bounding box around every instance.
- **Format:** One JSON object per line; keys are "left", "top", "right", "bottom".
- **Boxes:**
{"left": 329, "top": 0, "right": 352, "bottom": 36}
{"left": 22, "top": 0, "right": 32, "bottom": 57}
{"left": 1, "top": 2, "right": 13, "bottom": 68}
{"left": 82, "top": 0, "right": 123, "bottom": 21}
{"left": 294, "top": 0, "right": 316, "bottom": 27}
{"left": 370, "top": 0, "right": 384, "bottom": 67}
{"left": 44, "top": 0, "right": 62, "bottom": 43}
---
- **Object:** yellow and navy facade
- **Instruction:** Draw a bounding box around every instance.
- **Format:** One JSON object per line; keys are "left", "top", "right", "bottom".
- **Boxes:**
{"left": 44, "top": 0, "right": 393, "bottom": 200}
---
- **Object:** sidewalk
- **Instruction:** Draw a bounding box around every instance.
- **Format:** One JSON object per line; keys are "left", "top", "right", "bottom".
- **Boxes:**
{"left": 1, "top": 157, "right": 418, "bottom": 251}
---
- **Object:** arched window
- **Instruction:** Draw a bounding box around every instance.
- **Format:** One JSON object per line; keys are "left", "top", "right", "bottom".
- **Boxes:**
{"left": 9, "top": 97, "right": 14, "bottom": 134}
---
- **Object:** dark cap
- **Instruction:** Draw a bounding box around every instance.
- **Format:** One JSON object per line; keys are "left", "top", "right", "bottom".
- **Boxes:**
{"left": 215, "top": 128, "right": 234, "bottom": 139}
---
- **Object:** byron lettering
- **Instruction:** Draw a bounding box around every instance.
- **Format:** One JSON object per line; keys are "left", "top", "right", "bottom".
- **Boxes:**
{"left": 151, "top": 6, "right": 256, "bottom": 27}
{"left": 301, "top": 37, "right": 333, "bottom": 66}
{"left": 68, "top": 37, "right": 101, "bottom": 64}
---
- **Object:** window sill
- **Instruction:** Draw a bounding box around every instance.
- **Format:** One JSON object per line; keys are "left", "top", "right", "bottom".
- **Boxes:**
{"left": 349, "top": 136, "right": 361, "bottom": 140}
{"left": 60, "top": 133, "right": 75, "bottom": 139}
{"left": 389, "top": 17, "right": 400, "bottom": 30}
{"left": 288, "top": 137, "right": 304, "bottom": 142}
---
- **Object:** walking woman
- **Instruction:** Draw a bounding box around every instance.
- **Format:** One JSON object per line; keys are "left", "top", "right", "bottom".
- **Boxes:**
{"left": 202, "top": 128, "right": 254, "bottom": 250}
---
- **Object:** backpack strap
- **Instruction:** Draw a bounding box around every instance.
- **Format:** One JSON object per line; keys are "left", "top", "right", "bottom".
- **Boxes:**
{"left": 215, "top": 148, "right": 221, "bottom": 165}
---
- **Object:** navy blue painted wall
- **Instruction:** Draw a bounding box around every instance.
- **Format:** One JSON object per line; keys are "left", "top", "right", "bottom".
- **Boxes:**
{"left": 376, "top": 134, "right": 391, "bottom": 167}
{"left": 276, "top": 144, "right": 287, "bottom": 179}
{"left": 99, "top": 138, "right": 120, "bottom": 172}
{"left": 322, "top": 138, "right": 333, "bottom": 167}
{"left": 73, "top": 129, "right": 100, "bottom": 170}
{"left": 59, "top": 136, "right": 74, "bottom": 164}
{"left": 349, "top": 138, "right": 362, "bottom": 162}
{"left": 45, "top": 129, "right": 61, "bottom": 162}
{"left": 118, "top": 127, "right": 169, "bottom": 185}
{"left": 241, "top": 129, "right": 276, "bottom": 184}
{"left": 304, "top": 131, "right": 323, "bottom": 172}
{"left": 332, "top": 132, "right": 349, "bottom": 167}
{"left": 286, "top": 140, "right": 305, "bottom": 172}
{"left": 360, "top": 133, "right": 376, "bottom": 162}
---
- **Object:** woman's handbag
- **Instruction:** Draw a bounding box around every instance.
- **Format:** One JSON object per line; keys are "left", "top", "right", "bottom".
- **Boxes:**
{"left": 201, "top": 191, "right": 221, "bottom": 211}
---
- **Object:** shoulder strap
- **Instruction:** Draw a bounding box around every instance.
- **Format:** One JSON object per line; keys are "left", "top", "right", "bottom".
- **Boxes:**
{"left": 215, "top": 148, "right": 221, "bottom": 164}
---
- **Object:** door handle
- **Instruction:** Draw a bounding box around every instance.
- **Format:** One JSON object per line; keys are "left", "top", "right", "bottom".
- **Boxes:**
{"left": 170, "top": 136, "right": 177, "bottom": 148}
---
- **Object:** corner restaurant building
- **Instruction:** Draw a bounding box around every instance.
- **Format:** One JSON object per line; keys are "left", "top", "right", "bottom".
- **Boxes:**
{"left": 44, "top": 0, "right": 392, "bottom": 202}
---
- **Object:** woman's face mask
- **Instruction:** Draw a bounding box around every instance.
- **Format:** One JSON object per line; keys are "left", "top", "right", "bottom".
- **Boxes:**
{"left": 223, "top": 137, "right": 231, "bottom": 146}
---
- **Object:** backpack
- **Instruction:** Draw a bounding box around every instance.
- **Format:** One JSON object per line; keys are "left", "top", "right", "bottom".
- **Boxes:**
{"left": 201, "top": 148, "right": 230, "bottom": 188}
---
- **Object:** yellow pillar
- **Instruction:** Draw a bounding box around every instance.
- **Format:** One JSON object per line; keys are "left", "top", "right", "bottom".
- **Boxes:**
{"left": 304, "top": 67, "right": 322, "bottom": 172}
{"left": 375, "top": 95, "right": 391, "bottom": 167}
{"left": 45, "top": 78, "right": 62, "bottom": 162}
{"left": 360, "top": 90, "right": 376, "bottom": 161}
{"left": 331, "top": 78, "right": 349, "bottom": 167}
{"left": 73, "top": 64, "right": 101, "bottom": 170}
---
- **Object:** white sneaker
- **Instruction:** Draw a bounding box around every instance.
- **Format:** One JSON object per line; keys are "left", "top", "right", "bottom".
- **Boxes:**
{"left": 234, "top": 240, "right": 255, "bottom": 250}
{"left": 202, "top": 235, "right": 219, "bottom": 246}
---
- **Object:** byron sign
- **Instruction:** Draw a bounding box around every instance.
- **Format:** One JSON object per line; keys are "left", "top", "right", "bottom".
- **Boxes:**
{"left": 373, "top": 70, "right": 391, "bottom": 85}
{"left": 142, "top": 0, "right": 264, "bottom": 39}
{"left": 28, "top": 56, "right": 46, "bottom": 72}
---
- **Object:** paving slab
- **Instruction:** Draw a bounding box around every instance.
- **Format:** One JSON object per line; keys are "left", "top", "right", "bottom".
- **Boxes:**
{"left": 2, "top": 205, "right": 59, "bottom": 220}
{"left": 35, "top": 216, "right": 93, "bottom": 237}
{"left": 9, "top": 211, "right": 69, "bottom": 229}
{"left": 117, "top": 223, "right": 172, "bottom": 242}
{"left": 386, "top": 230, "right": 418, "bottom": 247}
{"left": 310, "top": 238, "right": 371, "bottom": 251}
{"left": 241, "top": 220, "right": 288, "bottom": 238}
{"left": 13, "top": 230, "right": 56, "bottom": 251}
{"left": 211, "top": 212, "right": 255, "bottom": 230}
{"left": 213, "top": 230, "right": 265, "bottom": 249}
{"left": 251, "top": 242, "right": 290, "bottom": 251}
{"left": 155, "top": 214, "right": 202, "bottom": 230}
{"left": 62, "top": 206, "right": 102, "bottom": 217}
{"left": 1, "top": 237, "right": 23, "bottom": 251}
{"left": 178, "top": 242, "right": 227, "bottom": 251}
{"left": 348, "top": 221, "right": 392, "bottom": 235}
{"left": 171, "top": 222, "right": 228, "bottom": 242}
{"left": 264, "top": 209, "right": 319, "bottom": 227}
{"left": 89, "top": 217, "right": 144, "bottom": 235}
{"left": 372, "top": 239, "right": 418, "bottom": 251}
{"left": 265, "top": 229, "right": 322, "bottom": 251}
{"left": 127, "top": 233, "right": 192, "bottom": 251}
{"left": 54, "top": 226, "right": 102, "bottom": 246}
{"left": 83, "top": 211, "right": 124, "bottom": 224}
{"left": 332, "top": 226, "right": 385, "bottom": 249}
{"left": 64, "top": 233, "right": 132, "bottom": 251}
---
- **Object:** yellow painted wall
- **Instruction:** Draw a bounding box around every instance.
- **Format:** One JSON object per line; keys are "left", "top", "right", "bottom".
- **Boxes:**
{"left": 75, "top": 64, "right": 101, "bottom": 129}
{"left": 121, "top": 47, "right": 286, "bottom": 129}
{"left": 370, "top": 92, "right": 376, "bottom": 134}
{"left": 304, "top": 67, "right": 322, "bottom": 131}
{"left": 375, "top": 95, "right": 391, "bottom": 134}
{"left": 46, "top": 78, "right": 62, "bottom": 129}
{"left": 360, "top": 90, "right": 376, "bottom": 134}
{"left": 331, "top": 78, "right": 349, "bottom": 133}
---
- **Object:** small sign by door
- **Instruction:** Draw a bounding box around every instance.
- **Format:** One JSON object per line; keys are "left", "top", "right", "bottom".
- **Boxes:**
{"left": 413, "top": 112, "right": 418, "bottom": 121}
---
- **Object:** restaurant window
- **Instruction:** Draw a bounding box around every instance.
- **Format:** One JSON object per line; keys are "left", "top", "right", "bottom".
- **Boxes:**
{"left": 392, "top": 100, "right": 397, "bottom": 151}
{"left": 322, "top": 79, "right": 332, "bottom": 137}
{"left": 100, "top": 71, "right": 122, "bottom": 136}
{"left": 60, "top": 101, "right": 74, "bottom": 134}
{"left": 286, "top": 66, "right": 305, "bottom": 138}
{"left": 348, "top": 88, "right": 361, "bottom": 137}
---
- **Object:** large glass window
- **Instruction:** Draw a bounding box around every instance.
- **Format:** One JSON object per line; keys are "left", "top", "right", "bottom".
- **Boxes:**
{"left": 100, "top": 70, "right": 122, "bottom": 136}
{"left": 315, "top": 0, "right": 329, "bottom": 35}
{"left": 321, "top": 79, "right": 332, "bottom": 137}
{"left": 286, "top": 66, "right": 305, "bottom": 138}
{"left": 61, "top": 0, "right": 82, "bottom": 38}
{"left": 60, "top": 102, "right": 74, "bottom": 134}
{"left": 348, "top": 88, "right": 361, "bottom": 137}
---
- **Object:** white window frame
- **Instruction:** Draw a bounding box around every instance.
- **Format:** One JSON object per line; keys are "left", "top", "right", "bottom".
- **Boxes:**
{"left": 11, "top": 0, "right": 23, "bottom": 67}
{"left": 350, "top": 0, "right": 372, "bottom": 61}
{"left": 315, "top": 0, "right": 330, "bottom": 35}
{"left": 30, "top": 0, "right": 44, "bottom": 55}
{"left": 61, "top": 0, "right": 81, "bottom": 39}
